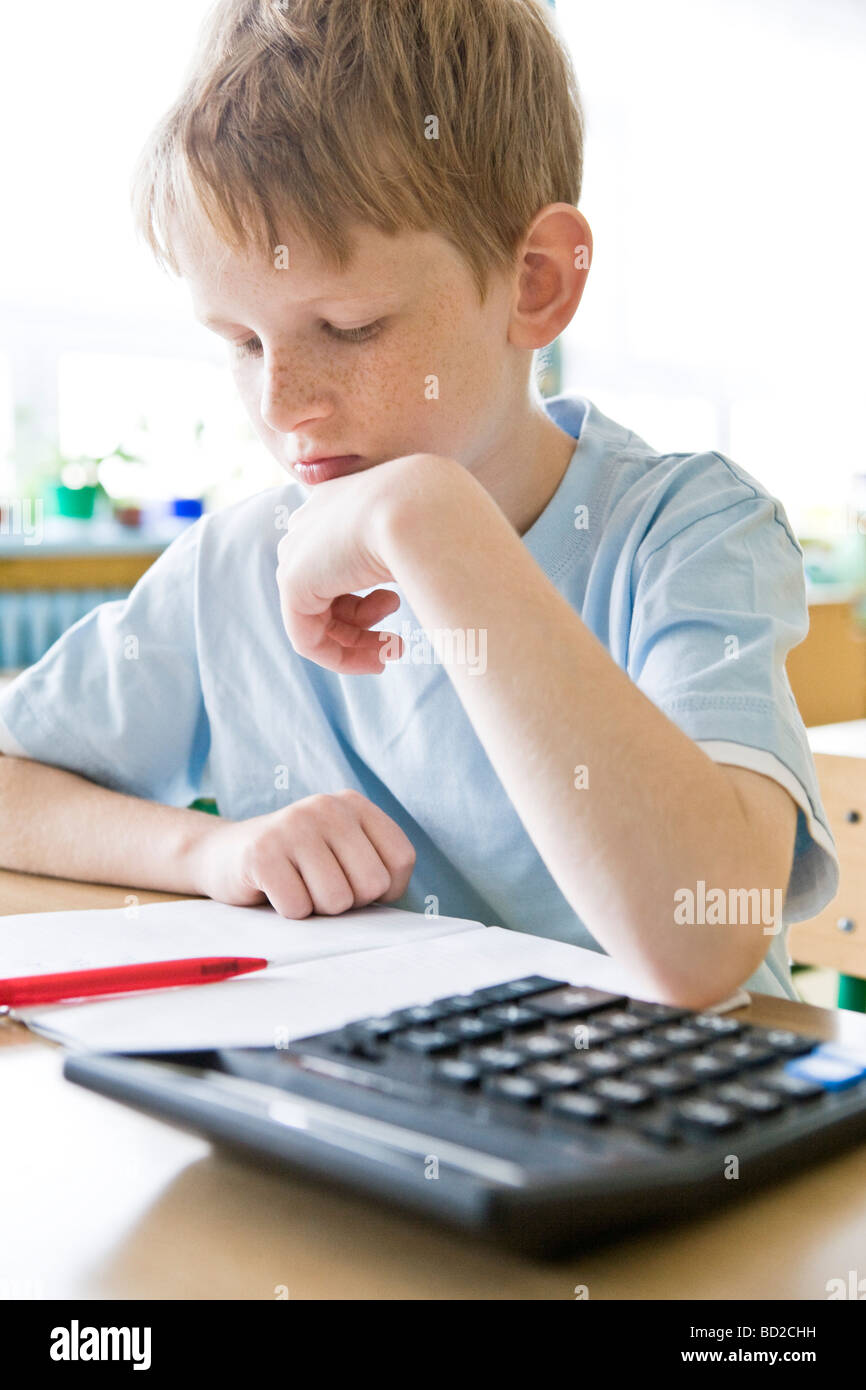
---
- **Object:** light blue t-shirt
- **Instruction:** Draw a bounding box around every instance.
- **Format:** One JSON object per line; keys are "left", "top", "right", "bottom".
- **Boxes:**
{"left": 0, "top": 395, "right": 839, "bottom": 1000}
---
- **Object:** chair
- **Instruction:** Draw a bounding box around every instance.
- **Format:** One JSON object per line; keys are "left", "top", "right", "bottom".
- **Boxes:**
{"left": 788, "top": 753, "right": 866, "bottom": 1011}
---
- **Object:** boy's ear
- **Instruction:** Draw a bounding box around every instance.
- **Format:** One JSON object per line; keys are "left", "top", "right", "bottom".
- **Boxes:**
{"left": 509, "top": 203, "right": 592, "bottom": 350}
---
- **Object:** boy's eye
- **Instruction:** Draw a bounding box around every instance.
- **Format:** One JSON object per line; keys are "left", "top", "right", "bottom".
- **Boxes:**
{"left": 323, "top": 320, "right": 383, "bottom": 344}
{"left": 232, "top": 321, "right": 383, "bottom": 359}
{"left": 234, "top": 337, "right": 263, "bottom": 359}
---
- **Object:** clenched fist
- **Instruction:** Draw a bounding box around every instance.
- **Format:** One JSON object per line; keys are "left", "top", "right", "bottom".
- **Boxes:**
{"left": 190, "top": 789, "right": 416, "bottom": 918}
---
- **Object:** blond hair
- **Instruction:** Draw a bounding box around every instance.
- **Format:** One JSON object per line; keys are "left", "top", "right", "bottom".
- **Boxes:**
{"left": 131, "top": 0, "right": 585, "bottom": 302}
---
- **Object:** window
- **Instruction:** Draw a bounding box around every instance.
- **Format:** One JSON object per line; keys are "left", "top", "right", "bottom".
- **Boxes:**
{"left": 556, "top": 0, "right": 866, "bottom": 536}
{"left": 58, "top": 353, "right": 280, "bottom": 508}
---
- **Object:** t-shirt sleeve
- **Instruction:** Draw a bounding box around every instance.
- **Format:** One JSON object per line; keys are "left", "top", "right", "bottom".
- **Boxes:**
{"left": 626, "top": 460, "right": 839, "bottom": 924}
{"left": 0, "top": 517, "right": 210, "bottom": 807}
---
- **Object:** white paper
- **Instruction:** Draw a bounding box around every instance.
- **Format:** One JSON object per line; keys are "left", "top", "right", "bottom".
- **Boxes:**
{"left": 19, "top": 928, "right": 670, "bottom": 1052}
{"left": 6, "top": 899, "right": 750, "bottom": 1052}
{"left": 0, "top": 897, "right": 481, "bottom": 976}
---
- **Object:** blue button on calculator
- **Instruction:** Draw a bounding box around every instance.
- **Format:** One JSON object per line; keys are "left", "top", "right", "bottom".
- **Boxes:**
{"left": 785, "top": 1044, "right": 866, "bottom": 1090}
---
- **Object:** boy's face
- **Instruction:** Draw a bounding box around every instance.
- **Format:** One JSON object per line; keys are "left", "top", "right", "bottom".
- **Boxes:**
{"left": 178, "top": 217, "right": 531, "bottom": 488}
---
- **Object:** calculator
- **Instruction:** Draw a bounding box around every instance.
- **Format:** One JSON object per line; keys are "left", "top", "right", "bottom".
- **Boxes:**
{"left": 64, "top": 974, "right": 866, "bottom": 1256}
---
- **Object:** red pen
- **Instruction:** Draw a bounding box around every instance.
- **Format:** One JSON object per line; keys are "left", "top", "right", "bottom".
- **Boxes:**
{"left": 0, "top": 956, "right": 270, "bottom": 1007}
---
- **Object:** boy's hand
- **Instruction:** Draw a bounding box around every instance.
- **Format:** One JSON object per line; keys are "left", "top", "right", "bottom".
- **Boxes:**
{"left": 276, "top": 453, "right": 457, "bottom": 674}
{"left": 191, "top": 790, "right": 416, "bottom": 918}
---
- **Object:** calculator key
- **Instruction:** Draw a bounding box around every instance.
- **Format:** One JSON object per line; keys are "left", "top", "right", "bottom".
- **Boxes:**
{"left": 393, "top": 1002, "right": 456, "bottom": 1026}
{"left": 482, "top": 1074, "right": 544, "bottom": 1104}
{"left": 626, "top": 1001, "right": 692, "bottom": 1024}
{"left": 471, "top": 984, "right": 526, "bottom": 1005}
{"left": 679, "top": 1052, "right": 739, "bottom": 1082}
{"left": 650, "top": 1024, "right": 707, "bottom": 1051}
{"left": 760, "top": 1071, "right": 824, "bottom": 1101}
{"left": 441, "top": 1017, "right": 504, "bottom": 1044}
{"left": 618, "top": 1037, "right": 672, "bottom": 1066}
{"left": 498, "top": 976, "right": 568, "bottom": 999}
{"left": 715, "top": 1083, "right": 784, "bottom": 1116}
{"left": 524, "top": 985, "right": 627, "bottom": 1019}
{"left": 472, "top": 977, "right": 564, "bottom": 1005}
{"left": 784, "top": 1045, "right": 866, "bottom": 1091}
{"left": 434, "top": 992, "right": 493, "bottom": 1012}
{"left": 709, "top": 1039, "right": 778, "bottom": 1069}
{"left": 470, "top": 1045, "right": 526, "bottom": 1073}
{"left": 633, "top": 1065, "right": 697, "bottom": 1096}
{"left": 544, "top": 1092, "right": 609, "bottom": 1124}
{"left": 392, "top": 1027, "right": 457, "bottom": 1055}
{"left": 518, "top": 1032, "right": 570, "bottom": 1061}
{"left": 479, "top": 1004, "right": 541, "bottom": 1031}
{"left": 599, "top": 1010, "right": 650, "bottom": 1036}
{"left": 584, "top": 1021, "right": 619, "bottom": 1046}
{"left": 432, "top": 995, "right": 484, "bottom": 1016}
{"left": 582, "top": 1048, "right": 629, "bottom": 1076}
{"left": 554, "top": 1020, "right": 616, "bottom": 1048}
{"left": 347, "top": 1015, "right": 404, "bottom": 1039}
{"left": 589, "top": 1077, "right": 654, "bottom": 1108}
{"left": 821, "top": 1041, "right": 866, "bottom": 1063}
{"left": 524, "top": 1061, "right": 588, "bottom": 1091}
{"left": 432, "top": 1058, "right": 482, "bottom": 1088}
{"left": 673, "top": 1098, "right": 742, "bottom": 1134}
{"left": 690, "top": 1014, "right": 743, "bottom": 1038}
{"left": 755, "top": 1028, "right": 822, "bottom": 1057}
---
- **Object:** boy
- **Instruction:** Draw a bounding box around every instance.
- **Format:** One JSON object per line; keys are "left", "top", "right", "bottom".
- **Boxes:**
{"left": 0, "top": 0, "right": 838, "bottom": 1009}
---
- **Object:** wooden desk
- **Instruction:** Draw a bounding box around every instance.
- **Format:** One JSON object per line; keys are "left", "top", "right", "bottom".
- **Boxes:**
{"left": 3, "top": 869, "right": 866, "bottom": 1301}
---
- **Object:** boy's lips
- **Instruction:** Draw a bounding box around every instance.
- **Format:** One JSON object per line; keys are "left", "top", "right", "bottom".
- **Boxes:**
{"left": 292, "top": 454, "right": 370, "bottom": 485}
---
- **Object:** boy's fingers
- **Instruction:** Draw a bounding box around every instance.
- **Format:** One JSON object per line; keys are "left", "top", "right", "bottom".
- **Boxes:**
{"left": 285, "top": 836, "right": 357, "bottom": 916}
{"left": 323, "top": 824, "right": 396, "bottom": 906}
{"left": 329, "top": 595, "right": 404, "bottom": 658}
{"left": 252, "top": 850, "right": 314, "bottom": 920}
{"left": 352, "top": 808, "right": 416, "bottom": 900}
{"left": 327, "top": 617, "right": 403, "bottom": 657}
{"left": 334, "top": 590, "right": 401, "bottom": 625}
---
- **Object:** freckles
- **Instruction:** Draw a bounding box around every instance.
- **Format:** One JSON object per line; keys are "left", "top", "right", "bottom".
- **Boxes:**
{"left": 264, "top": 352, "right": 336, "bottom": 420}
{"left": 267, "top": 355, "right": 306, "bottom": 394}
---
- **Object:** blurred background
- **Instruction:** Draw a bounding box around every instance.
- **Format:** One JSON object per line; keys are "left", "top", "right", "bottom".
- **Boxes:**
{"left": 1, "top": 0, "right": 865, "bottom": 1004}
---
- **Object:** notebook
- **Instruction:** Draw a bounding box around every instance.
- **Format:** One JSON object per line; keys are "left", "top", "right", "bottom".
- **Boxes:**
{"left": 2, "top": 898, "right": 748, "bottom": 1053}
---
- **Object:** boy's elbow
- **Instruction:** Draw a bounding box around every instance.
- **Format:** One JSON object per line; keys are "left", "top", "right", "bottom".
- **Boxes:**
{"left": 638, "top": 924, "right": 775, "bottom": 1011}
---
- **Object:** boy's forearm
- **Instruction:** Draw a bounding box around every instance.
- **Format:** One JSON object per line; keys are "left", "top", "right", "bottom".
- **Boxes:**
{"left": 380, "top": 466, "right": 787, "bottom": 1006}
{"left": 0, "top": 754, "right": 215, "bottom": 896}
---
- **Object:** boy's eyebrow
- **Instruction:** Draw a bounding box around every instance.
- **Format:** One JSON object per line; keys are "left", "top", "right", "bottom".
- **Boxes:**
{"left": 196, "top": 290, "right": 405, "bottom": 329}
{"left": 199, "top": 313, "right": 257, "bottom": 329}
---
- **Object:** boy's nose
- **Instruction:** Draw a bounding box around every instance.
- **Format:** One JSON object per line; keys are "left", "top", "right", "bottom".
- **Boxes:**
{"left": 260, "top": 370, "right": 332, "bottom": 435}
